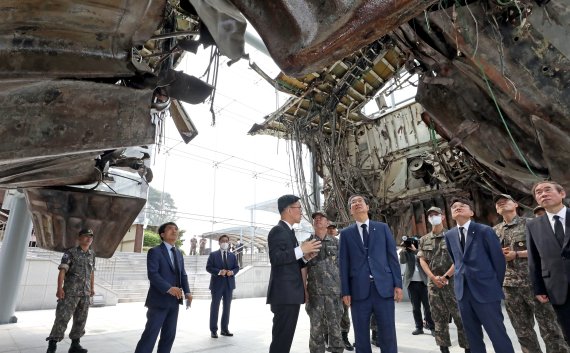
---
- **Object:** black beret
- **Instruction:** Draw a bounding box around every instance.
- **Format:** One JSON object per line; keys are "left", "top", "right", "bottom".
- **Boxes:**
{"left": 78, "top": 228, "right": 94, "bottom": 237}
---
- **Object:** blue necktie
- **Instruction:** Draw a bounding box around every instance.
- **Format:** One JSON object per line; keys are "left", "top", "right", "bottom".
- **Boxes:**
{"left": 171, "top": 247, "right": 181, "bottom": 286}
{"left": 361, "top": 224, "right": 369, "bottom": 248}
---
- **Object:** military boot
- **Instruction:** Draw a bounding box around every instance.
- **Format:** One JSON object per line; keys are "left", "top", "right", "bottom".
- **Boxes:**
{"left": 68, "top": 339, "right": 87, "bottom": 353}
{"left": 439, "top": 347, "right": 450, "bottom": 353}
{"left": 46, "top": 340, "right": 57, "bottom": 353}
{"left": 341, "top": 332, "right": 354, "bottom": 351}
{"left": 371, "top": 330, "right": 378, "bottom": 347}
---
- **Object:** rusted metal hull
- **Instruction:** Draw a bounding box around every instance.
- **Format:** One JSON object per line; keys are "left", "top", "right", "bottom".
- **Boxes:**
{"left": 24, "top": 187, "right": 147, "bottom": 258}
{"left": 403, "top": 1, "right": 570, "bottom": 192}
{"left": 231, "top": 0, "right": 437, "bottom": 76}
{"left": 0, "top": 80, "right": 156, "bottom": 188}
{"left": 0, "top": 0, "right": 166, "bottom": 79}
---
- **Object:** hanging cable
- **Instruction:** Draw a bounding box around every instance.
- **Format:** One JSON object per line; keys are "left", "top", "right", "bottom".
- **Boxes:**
{"left": 478, "top": 63, "right": 538, "bottom": 177}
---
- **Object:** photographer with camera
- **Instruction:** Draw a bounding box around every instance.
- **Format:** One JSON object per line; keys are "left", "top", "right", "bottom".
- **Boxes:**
{"left": 399, "top": 233, "right": 435, "bottom": 336}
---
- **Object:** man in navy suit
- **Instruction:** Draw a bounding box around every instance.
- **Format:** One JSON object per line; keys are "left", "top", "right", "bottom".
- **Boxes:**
{"left": 267, "top": 194, "right": 322, "bottom": 353}
{"left": 134, "top": 222, "right": 192, "bottom": 353}
{"left": 339, "top": 195, "right": 403, "bottom": 353}
{"left": 444, "top": 197, "right": 514, "bottom": 353}
{"left": 206, "top": 234, "right": 240, "bottom": 338}
{"left": 527, "top": 180, "right": 570, "bottom": 343}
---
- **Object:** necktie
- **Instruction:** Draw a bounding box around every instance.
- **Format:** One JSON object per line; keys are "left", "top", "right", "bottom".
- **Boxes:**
{"left": 459, "top": 227, "right": 466, "bottom": 251}
{"left": 223, "top": 251, "right": 228, "bottom": 269}
{"left": 554, "top": 215, "right": 565, "bottom": 245}
{"left": 292, "top": 228, "right": 299, "bottom": 246}
{"left": 170, "top": 247, "right": 181, "bottom": 286}
{"left": 361, "top": 224, "right": 369, "bottom": 248}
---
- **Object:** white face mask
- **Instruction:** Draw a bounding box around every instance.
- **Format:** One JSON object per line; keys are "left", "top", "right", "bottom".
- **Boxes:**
{"left": 429, "top": 215, "right": 442, "bottom": 226}
{"left": 220, "top": 243, "right": 229, "bottom": 251}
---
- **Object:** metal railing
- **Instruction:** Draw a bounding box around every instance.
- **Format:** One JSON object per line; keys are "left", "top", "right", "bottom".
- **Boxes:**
{"left": 240, "top": 252, "right": 269, "bottom": 267}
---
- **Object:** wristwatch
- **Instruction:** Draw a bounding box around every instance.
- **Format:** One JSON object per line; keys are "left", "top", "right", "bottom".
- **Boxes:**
{"left": 444, "top": 274, "right": 451, "bottom": 280}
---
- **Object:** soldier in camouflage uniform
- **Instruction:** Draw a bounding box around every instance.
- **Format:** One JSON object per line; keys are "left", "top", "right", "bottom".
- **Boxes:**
{"left": 304, "top": 211, "right": 344, "bottom": 353}
{"left": 493, "top": 194, "right": 569, "bottom": 353}
{"left": 46, "top": 229, "right": 96, "bottom": 353}
{"left": 328, "top": 222, "right": 354, "bottom": 351}
{"left": 418, "top": 207, "right": 470, "bottom": 353}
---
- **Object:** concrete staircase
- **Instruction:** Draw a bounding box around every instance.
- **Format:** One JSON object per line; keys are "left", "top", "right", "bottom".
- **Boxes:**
{"left": 26, "top": 248, "right": 214, "bottom": 303}
{"left": 25, "top": 248, "right": 270, "bottom": 304}
{"left": 95, "top": 252, "right": 213, "bottom": 303}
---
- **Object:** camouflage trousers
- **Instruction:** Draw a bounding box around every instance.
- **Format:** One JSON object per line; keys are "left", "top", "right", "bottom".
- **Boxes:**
{"left": 504, "top": 285, "right": 570, "bottom": 353}
{"left": 46, "top": 296, "right": 90, "bottom": 341}
{"left": 340, "top": 302, "right": 351, "bottom": 333}
{"left": 306, "top": 295, "right": 344, "bottom": 353}
{"left": 428, "top": 284, "right": 469, "bottom": 349}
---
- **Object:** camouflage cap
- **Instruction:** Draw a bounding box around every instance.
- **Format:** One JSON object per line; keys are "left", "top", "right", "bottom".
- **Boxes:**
{"left": 311, "top": 210, "right": 328, "bottom": 219}
{"left": 426, "top": 206, "right": 443, "bottom": 215}
{"left": 78, "top": 228, "right": 94, "bottom": 237}
{"left": 533, "top": 205, "right": 545, "bottom": 214}
{"left": 327, "top": 222, "right": 337, "bottom": 229}
{"left": 493, "top": 193, "right": 515, "bottom": 203}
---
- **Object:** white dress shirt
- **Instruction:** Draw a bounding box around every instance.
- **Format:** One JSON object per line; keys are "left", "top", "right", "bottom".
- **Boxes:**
{"left": 456, "top": 219, "right": 471, "bottom": 245}
{"left": 163, "top": 241, "right": 175, "bottom": 266}
{"left": 546, "top": 206, "right": 567, "bottom": 233}
{"left": 355, "top": 219, "right": 370, "bottom": 244}
{"left": 282, "top": 220, "right": 304, "bottom": 260}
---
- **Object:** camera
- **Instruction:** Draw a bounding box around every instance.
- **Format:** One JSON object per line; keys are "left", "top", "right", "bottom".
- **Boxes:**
{"left": 401, "top": 235, "right": 419, "bottom": 249}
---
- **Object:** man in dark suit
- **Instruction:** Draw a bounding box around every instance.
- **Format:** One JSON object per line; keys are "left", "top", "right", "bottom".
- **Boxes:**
{"left": 267, "top": 194, "right": 322, "bottom": 353}
{"left": 527, "top": 180, "right": 570, "bottom": 342}
{"left": 134, "top": 222, "right": 192, "bottom": 353}
{"left": 444, "top": 197, "right": 514, "bottom": 353}
{"left": 206, "top": 234, "right": 240, "bottom": 338}
{"left": 339, "top": 195, "right": 403, "bottom": 353}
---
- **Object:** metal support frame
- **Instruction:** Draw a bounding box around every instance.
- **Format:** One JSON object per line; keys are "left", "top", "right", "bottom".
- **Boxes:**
{"left": 0, "top": 191, "right": 33, "bottom": 324}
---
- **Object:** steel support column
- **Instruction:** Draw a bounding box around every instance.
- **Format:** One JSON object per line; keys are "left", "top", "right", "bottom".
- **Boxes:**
{"left": 0, "top": 191, "right": 33, "bottom": 324}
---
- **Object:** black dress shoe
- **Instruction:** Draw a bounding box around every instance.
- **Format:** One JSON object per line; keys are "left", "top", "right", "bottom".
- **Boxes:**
{"left": 412, "top": 328, "right": 424, "bottom": 335}
{"left": 220, "top": 331, "right": 234, "bottom": 337}
{"left": 211, "top": 332, "right": 218, "bottom": 338}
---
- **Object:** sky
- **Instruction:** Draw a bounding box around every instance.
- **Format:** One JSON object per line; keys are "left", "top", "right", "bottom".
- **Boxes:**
{"left": 140, "top": 28, "right": 418, "bottom": 253}
{"left": 148, "top": 36, "right": 309, "bottom": 251}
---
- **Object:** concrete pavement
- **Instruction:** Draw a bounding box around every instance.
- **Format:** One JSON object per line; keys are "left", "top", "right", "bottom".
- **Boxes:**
{"left": 0, "top": 298, "right": 541, "bottom": 353}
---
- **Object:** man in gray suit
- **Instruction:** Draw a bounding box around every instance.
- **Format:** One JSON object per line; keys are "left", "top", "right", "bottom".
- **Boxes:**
{"left": 527, "top": 180, "right": 570, "bottom": 343}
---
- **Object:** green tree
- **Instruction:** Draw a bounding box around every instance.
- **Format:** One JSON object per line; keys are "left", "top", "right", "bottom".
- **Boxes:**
{"left": 143, "top": 228, "right": 186, "bottom": 255}
{"left": 146, "top": 186, "right": 177, "bottom": 227}
{"left": 143, "top": 229, "right": 161, "bottom": 248}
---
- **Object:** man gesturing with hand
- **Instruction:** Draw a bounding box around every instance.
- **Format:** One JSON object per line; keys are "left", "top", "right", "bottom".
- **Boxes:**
{"left": 267, "top": 195, "right": 321, "bottom": 353}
